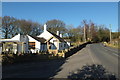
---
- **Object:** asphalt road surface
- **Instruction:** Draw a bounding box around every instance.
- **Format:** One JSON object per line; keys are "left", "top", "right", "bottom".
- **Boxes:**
{"left": 2, "top": 43, "right": 119, "bottom": 79}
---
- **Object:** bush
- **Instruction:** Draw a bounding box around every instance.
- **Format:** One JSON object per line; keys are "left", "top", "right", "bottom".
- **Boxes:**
{"left": 2, "top": 52, "right": 63, "bottom": 65}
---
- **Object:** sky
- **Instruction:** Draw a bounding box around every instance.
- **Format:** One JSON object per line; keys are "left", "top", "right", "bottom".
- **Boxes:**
{"left": 2, "top": 2, "right": 118, "bottom": 32}
{"left": 2, "top": 0, "right": 119, "bottom": 2}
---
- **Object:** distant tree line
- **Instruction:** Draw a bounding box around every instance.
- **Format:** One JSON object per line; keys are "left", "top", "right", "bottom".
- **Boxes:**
{"left": 65, "top": 20, "right": 112, "bottom": 43}
{"left": 1, "top": 16, "right": 119, "bottom": 43}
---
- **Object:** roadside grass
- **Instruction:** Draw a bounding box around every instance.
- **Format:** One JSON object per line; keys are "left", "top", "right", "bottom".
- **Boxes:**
{"left": 106, "top": 43, "right": 120, "bottom": 49}
{"left": 102, "top": 41, "right": 120, "bottom": 49}
{"left": 108, "top": 44, "right": 119, "bottom": 49}
{"left": 71, "top": 41, "right": 84, "bottom": 47}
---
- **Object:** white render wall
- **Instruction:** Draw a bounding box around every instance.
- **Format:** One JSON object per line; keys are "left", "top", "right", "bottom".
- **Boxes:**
{"left": 1, "top": 34, "right": 48, "bottom": 53}
{"left": 37, "top": 29, "right": 69, "bottom": 51}
{"left": 27, "top": 35, "right": 40, "bottom": 50}
{"left": 49, "top": 38, "right": 69, "bottom": 50}
{"left": 67, "top": 42, "right": 71, "bottom": 47}
{"left": 37, "top": 31, "right": 53, "bottom": 40}
{"left": 11, "top": 34, "right": 20, "bottom": 41}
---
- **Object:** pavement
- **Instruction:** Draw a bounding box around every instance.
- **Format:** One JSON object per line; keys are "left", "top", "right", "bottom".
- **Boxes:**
{"left": 2, "top": 43, "right": 119, "bottom": 79}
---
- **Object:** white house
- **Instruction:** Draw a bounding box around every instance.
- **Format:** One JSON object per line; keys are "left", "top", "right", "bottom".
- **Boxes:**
{"left": 27, "top": 35, "right": 47, "bottom": 53}
{"left": 0, "top": 24, "right": 70, "bottom": 55}
{"left": 0, "top": 34, "right": 47, "bottom": 54}
{"left": 37, "top": 24, "right": 70, "bottom": 54}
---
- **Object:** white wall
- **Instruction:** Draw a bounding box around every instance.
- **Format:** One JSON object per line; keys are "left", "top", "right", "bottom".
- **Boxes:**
{"left": 49, "top": 37, "right": 69, "bottom": 50}
{"left": 27, "top": 35, "right": 40, "bottom": 50}
{"left": 37, "top": 30, "right": 69, "bottom": 51}
{"left": 14, "top": 35, "right": 48, "bottom": 53}
{"left": 11, "top": 34, "right": 20, "bottom": 41}
{"left": 67, "top": 42, "right": 71, "bottom": 47}
{"left": 37, "top": 31, "right": 53, "bottom": 40}
{"left": 38, "top": 31, "right": 59, "bottom": 51}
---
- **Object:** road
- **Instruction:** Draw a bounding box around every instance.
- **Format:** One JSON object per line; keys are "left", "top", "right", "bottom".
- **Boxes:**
{"left": 2, "top": 43, "right": 119, "bottom": 79}
{"left": 54, "top": 43, "right": 119, "bottom": 78}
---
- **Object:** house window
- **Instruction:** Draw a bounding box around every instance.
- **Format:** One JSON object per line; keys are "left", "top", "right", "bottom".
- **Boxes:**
{"left": 49, "top": 43, "right": 57, "bottom": 50}
{"left": 61, "top": 44, "right": 62, "bottom": 47}
{"left": 29, "top": 42, "right": 35, "bottom": 49}
{"left": 64, "top": 44, "right": 66, "bottom": 47}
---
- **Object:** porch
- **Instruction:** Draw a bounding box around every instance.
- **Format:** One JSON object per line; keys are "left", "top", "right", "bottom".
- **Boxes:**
{"left": 0, "top": 40, "right": 25, "bottom": 54}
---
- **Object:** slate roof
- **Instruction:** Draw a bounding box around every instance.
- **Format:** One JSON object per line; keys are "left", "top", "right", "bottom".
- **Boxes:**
{"left": 29, "top": 35, "right": 46, "bottom": 43}
{"left": 47, "top": 30, "right": 66, "bottom": 42}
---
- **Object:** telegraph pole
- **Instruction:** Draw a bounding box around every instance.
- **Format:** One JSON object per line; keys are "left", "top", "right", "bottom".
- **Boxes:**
{"left": 84, "top": 26, "right": 86, "bottom": 42}
{"left": 110, "top": 24, "right": 112, "bottom": 44}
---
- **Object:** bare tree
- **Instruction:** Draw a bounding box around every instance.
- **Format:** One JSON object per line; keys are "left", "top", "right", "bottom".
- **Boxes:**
{"left": 30, "top": 22, "right": 42, "bottom": 36}
{"left": 46, "top": 19, "right": 66, "bottom": 34}
{"left": 16, "top": 19, "right": 42, "bottom": 36}
{"left": 2, "top": 16, "right": 18, "bottom": 38}
{"left": 0, "top": 17, "right": 2, "bottom": 38}
{"left": 82, "top": 20, "right": 89, "bottom": 41}
{"left": 2, "top": 16, "right": 42, "bottom": 38}
{"left": 65, "top": 24, "right": 83, "bottom": 42}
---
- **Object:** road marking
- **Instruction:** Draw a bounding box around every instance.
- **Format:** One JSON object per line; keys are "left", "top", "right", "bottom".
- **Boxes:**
{"left": 104, "top": 47, "right": 119, "bottom": 57}
{"left": 112, "top": 53, "right": 119, "bottom": 57}
{"left": 104, "top": 46, "right": 118, "bottom": 53}
{"left": 100, "top": 44, "right": 119, "bottom": 57}
{"left": 100, "top": 43, "right": 118, "bottom": 53}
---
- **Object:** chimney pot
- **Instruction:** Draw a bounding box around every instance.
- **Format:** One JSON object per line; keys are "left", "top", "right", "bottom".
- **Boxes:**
{"left": 44, "top": 24, "right": 47, "bottom": 31}
{"left": 60, "top": 34, "right": 62, "bottom": 37}
{"left": 57, "top": 31, "right": 59, "bottom": 36}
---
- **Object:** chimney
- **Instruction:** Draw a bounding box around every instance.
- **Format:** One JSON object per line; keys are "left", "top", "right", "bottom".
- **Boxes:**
{"left": 60, "top": 34, "right": 62, "bottom": 38}
{"left": 44, "top": 24, "right": 47, "bottom": 32}
{"left": 57, "top": 31, "right": 59, "bottom": 36}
